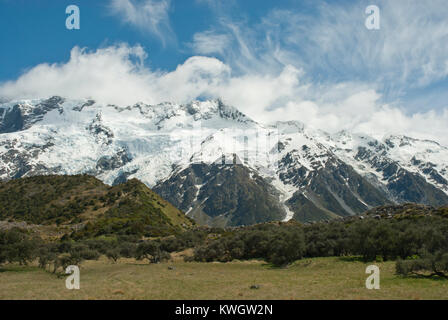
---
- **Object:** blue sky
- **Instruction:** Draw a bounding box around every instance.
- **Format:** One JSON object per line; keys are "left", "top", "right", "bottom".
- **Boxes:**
{"left": 0, "top": 0, "right": 297, "bottom": 80}
{"left": 0, "top": 0, "right": 447, "bottom": 142}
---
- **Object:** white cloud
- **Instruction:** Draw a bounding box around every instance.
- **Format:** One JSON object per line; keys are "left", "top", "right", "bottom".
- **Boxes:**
{"left": 216, "top": 65, "right": 303, "bottom": 120}
{"left": 1, "top": 43, "right": 447, "bottom": 145}
{"left": 109, "top": 0, "right": 174, "bottom": 45}
{"left": 0, "top": 44, "right": 233, "bottom": 107}
{"left": 0, "top": 44, "right": 296, "bottom": 117}
{"left": 191, "top": 31, "right": 231, "bottom": 55}
{"left": 268, "top": 90, "right": 448, "bottom": 145}
{"left": 258, "top": 0, "right": 448, "bottom": 92}
{"left": 0, "top": 45, "right": 155, "bottom": 106}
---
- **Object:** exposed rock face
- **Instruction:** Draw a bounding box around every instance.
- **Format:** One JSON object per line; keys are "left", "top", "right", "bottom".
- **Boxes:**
{"left": 0, "top": 96, "right": 64, "bottom": 133}
{"left": 154, "top": 162, "right": 286, "bottom": 227}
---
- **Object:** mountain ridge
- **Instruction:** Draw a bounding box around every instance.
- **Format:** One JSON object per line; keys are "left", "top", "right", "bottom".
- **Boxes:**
{"left": 0, "top": 96, "right": 447, "bottom": 226}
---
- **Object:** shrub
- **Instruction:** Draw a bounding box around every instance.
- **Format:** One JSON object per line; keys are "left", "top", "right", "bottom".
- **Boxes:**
{"left": 119, "top": 242, "right": 137, "bottom": 258}
{"left": 106, "top": 248, "right": 121, "bottom": 263}
{"left": 396, "top": 250, "right": 448, "bottom": 278}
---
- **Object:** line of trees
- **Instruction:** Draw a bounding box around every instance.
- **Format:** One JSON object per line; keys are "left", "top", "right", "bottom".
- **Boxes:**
{"left": 0, "top": 228, "right": 209, "bottom": 273}
{"left": 2, "top": 214, "right": 448, "bottom": 278}
{"left": 191, "top": 216, "right": 448, "bottom": 277}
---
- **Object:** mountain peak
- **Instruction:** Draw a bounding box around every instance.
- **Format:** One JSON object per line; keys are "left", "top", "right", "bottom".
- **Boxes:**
{"left": 1, "top": 96, "right": 448, "bottom": 226}
{"left": 384, "top": 134, "right": 442, "bottom": 148}
{"left": 182, "top": 99, "right": 255, "bottom": 124}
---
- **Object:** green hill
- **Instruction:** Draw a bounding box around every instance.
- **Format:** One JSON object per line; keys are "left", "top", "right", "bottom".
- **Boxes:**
{"left": 0, "top": 175, "right": 195, "bottom": 239}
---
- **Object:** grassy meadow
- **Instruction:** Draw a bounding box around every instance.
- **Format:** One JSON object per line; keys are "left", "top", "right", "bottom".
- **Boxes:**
{"left": 1, "top": 255, "right": 447, "bottom": 300}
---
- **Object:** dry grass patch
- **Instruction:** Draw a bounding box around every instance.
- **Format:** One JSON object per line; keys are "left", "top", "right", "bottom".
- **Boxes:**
{"left": 1, "top": 257, "right": 448, "bottom": 300}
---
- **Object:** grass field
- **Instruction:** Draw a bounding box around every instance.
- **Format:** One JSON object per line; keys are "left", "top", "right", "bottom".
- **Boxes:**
{"left": 1, "top": 256, "right": 447, "bottom": 300}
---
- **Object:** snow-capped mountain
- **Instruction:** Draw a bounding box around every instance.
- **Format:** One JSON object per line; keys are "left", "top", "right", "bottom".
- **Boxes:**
{"left": 1, "top": 96, "right": 447, "bottom": 226}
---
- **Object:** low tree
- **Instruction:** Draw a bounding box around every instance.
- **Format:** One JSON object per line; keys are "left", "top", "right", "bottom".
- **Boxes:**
{"left": 106, "top": 248, "right": 121, "bottom": 263}
{"left": 53, "top": 253, "right": 84, "bottom": 274}
{"left": 136, "top": 241, "right": 170, "bottom": 264}
{"left": 119, "top": 242, "right": 137, "bottom": 258}
{"left": 37, "top": 245, "right": 58, "bottom": 270}
{"left": 0, "top": 247, "right": 6, "bottom": 267}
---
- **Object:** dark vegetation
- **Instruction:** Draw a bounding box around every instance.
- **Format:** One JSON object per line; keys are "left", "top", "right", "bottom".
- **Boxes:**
{"left": 1, "top": 204, "right": 448, "bottom": 279}
{"left": 0, "top": 175, "right": 194, "bottom": 237}
{"left": 0, "top": 228, "right": 208, "bottom": 273}
{"left": 1, "top": 174, "right": 447, "bottom": 279}
{"left": 0, "top": 174, "right": 104, "bottom": 225}
{"left": 190, "top": 213, "right": 448, "bottom": 275}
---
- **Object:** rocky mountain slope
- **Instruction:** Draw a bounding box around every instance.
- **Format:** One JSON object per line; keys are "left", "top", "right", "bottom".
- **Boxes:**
{"left": 0, "top": 96, "right": 447, "bottom": 225}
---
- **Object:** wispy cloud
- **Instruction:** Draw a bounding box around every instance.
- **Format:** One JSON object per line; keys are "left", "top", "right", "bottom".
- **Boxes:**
{"left": 109, "top": 0, "right": 175, "bottom": 46}
{"left": 190, "top": 0, "right": 448, "bottom": 107}
{"left": 266, "top": 1, "right": 448, "bottom": 89}
{"left": 191, "top": 30, "right": 231, "bottom": 56}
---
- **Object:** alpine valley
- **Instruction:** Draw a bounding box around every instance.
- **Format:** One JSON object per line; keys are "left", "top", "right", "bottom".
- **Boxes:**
{"left": 1, "top": 96, "right": 447, "bottom": 227}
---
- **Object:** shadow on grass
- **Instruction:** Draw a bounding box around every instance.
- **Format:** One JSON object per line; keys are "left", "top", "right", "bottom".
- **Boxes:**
{"left": 338, "top": 256, "right": 368, "bottom": 263}
{"left": 0, "top": 265, "right": 67, "bottom": 279}
{"left": 0, "top": 265, "right": 39, "bottom": 273}
{"left": 260, "top": 263, "right": 279, "bottom": 270}
{"left": 126, "top": 262, "right": 152, "bottom": 266}
{"left": 396, "top": 273, "right": 448, "bottom": 282}
{"left": 260, "top": 262, "right": 301, "bottom": 270}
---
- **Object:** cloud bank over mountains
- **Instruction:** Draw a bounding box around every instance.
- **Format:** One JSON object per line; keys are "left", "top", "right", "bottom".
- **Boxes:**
{"left": 0, "top": 0, "right": 447, "bottom": 144}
